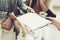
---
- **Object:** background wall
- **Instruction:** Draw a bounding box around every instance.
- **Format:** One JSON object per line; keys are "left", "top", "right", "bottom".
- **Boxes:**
{"left": 47, "top": 0, "right": 60, "bottom": 22}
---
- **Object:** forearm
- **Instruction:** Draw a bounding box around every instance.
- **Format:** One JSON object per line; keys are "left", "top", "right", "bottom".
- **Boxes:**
{"left": 16, "top": 20, "right": 34, "bottom": 40}
{"left": 18, "top": 0, "right": 28, "bottom": 10}
{"left": 40, "top": 0, "right": 48, "bottom": 12}
{"left": 52, "top": 20, "right": 60, "bottom": 30}
{"left": 20, "top": 25, "right": 29, "bottom": 37}
{"left": 41, "top": 3, "right": 48, "bottom": 11}
{"left": 46, "top": 17, "right": 60, "bottom": 30}
{"left": 8, "top": 12, "right": 16, "bottom": 19}
{"left": 8, "top": 12, "right": 30, "bottom": 36}
{"left": 16, "top": 20, "right": 29, "bottom": 37}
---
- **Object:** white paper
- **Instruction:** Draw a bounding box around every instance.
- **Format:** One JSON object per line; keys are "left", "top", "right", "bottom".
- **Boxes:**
{"left": 17, "top": 13, "right": 52, "bottom": 30}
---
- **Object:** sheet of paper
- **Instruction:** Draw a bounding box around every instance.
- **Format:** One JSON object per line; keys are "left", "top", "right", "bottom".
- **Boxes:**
{"left": 17, "top": 13, "right": 52, "bottom": 30}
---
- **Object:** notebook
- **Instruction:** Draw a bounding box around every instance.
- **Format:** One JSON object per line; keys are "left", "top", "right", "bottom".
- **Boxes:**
{"left": 17, "top": 13, "right": 52, "bottom": 30}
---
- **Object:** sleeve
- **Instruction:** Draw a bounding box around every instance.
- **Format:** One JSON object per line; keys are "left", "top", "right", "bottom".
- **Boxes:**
{"left": 7, "top": 0, "right": 14, "bottom": 16}
{"left": 17, "top": 34, "right": 34, "bottom": 40}
{"left": 25, "top": 35, "right": 34, "bottom": 40}
{"left": 17, "top": 0, "right": 29, "bottom": 10}
{"left": 8, "top": 0, "right": 13, "bottom": 13}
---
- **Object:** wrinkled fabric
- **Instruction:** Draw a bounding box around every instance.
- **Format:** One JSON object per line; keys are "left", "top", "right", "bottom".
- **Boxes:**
{"left": 0, "top": 0, "right": 28, "bottom": 12}
{"left": 16, "top": 24, "right": 60, "bottom": 40}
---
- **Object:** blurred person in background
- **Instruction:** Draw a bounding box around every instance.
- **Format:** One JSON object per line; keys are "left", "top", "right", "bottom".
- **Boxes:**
{"left": 0, "top": 0, "right": 35, "bottom": 30}
{"left": 25, "top": 0, "right": 56, "bottom": 17}
{"left": 0, "top": 0, "right": 35, "bottom": 20}
{"left": 16, "top": 17, "right": 60, "bottom": 40}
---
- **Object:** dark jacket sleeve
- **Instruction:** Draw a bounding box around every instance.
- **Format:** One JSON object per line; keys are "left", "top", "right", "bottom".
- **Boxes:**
{"left": 17, "top": 0, "right": 28, "bottom": 10}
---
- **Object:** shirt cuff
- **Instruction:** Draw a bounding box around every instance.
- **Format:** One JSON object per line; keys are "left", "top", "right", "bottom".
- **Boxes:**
{"left": 21, "top": 4, "right": 29, "bottom": 10}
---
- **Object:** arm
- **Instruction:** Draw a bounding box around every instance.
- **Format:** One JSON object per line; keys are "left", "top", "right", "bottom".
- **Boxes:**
{"left": 15, "top": 20, "right": 29, "bottom": 36}
{"left": 46, "top": 17, "right": 60, "bottom": 30}
{"left": 8, "top": 0, "right": 16, "bottom": 19}
{"left": 16, "top": 20, "right": 34, "bottom": 40}
{"left": 40, "top": 0, "right": 48, "bottom": 12}
{"left": 40, "top": 0, "right": 56, "bottom": 17}
{"left": 16, "top": 20, "right": 29, "bottom": 36}
{"left": 18, "top": 0, "right": 28, "bottom": 10}
{"left": 17, "top": 0, "right": 35, "bottom": 13}
{"left": 8, "top": 12, "right": 16, "bottom": 19}
{"left": 52, "top": 20, "right": 60, "bottom": 30}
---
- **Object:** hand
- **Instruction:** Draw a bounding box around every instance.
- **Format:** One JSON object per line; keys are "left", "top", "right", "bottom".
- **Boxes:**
{"left": 39, "top": 12, "right": 47, "bottom": 15}
{"left": 26, "top": 7, "right": 35, "bottom": 13}
{"left": 8, "top": 12, "right": 16, "bottom": 20}
{"left": 46, "top": 17, "right": 56, "bottom": 21}
{"left": 39, "top": 12, "right": 47, "bottom": 18}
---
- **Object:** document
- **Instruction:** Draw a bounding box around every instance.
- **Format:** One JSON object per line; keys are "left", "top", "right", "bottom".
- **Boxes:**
{"left": 17, "top": 13, "right": 52, "bottom": 30}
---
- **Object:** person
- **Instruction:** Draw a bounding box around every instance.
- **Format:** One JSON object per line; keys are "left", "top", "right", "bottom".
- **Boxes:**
{"left": 0, "top": 0, "right": 35, "bottom": 19}
{"left": 0, "top": 0, "right": 35, "bottom": 30}
{"left": 15, "top": 19, "right": 36, "bottom": 40}
{"left": 46, "top": 17, "right": 60, "bottom": 30}
{"left": 15, "top": 17, "right": 60, "bottom": 40}
{"left": 25, "top": 0, "right": 56, "bottom": 17}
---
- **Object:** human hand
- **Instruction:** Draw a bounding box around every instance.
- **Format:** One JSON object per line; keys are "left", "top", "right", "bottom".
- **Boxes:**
{"left": 26, "top": 7, "right": 35, "bottom": 13}
{"left": 39, "top": 12, "right": 47, "bottom": 18}
{"left": 8, "top": 12, "right": 16, "bottom": 20}
{"left": 46, "top": 17, "right": 56, "bottom": 21}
